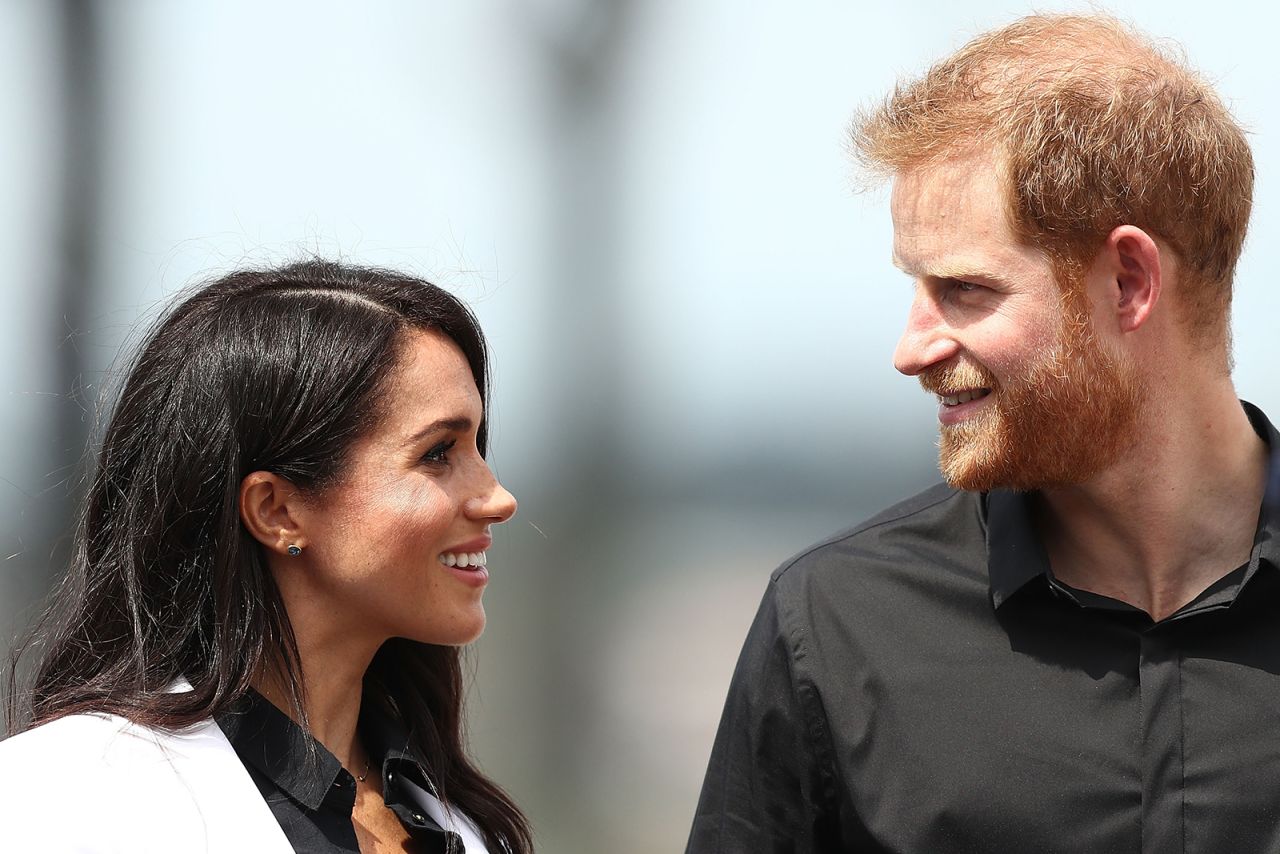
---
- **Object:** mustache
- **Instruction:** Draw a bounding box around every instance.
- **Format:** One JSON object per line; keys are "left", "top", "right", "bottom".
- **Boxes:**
{"left": 918, "top": 361, "right": 998, "bottom": 396}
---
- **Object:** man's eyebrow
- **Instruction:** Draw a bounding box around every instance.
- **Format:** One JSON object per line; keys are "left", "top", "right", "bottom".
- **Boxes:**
{"left": 404, "top": 416, "right": 473, "bottom": 446}
{"left": 891, "top": 256, "right": 1004, "bottom": 285}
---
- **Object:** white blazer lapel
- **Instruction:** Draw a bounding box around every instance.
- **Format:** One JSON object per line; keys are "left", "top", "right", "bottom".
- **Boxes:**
{"left": 143, "top": 716, "right": 295, "bottom": 854}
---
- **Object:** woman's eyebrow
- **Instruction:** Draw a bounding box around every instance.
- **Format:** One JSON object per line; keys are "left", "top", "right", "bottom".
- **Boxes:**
{"left": 404, "top": 416, "right": 473, "bottom": 446}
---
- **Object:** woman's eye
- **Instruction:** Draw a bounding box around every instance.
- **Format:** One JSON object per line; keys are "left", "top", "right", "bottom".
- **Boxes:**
{"left": 422, "top": 440, "right": 457, "bottom": 465}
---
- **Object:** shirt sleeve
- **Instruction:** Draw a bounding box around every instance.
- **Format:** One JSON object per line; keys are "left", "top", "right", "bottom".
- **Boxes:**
{"left": 685, "top": 574, "right": 841, "bottom": 853}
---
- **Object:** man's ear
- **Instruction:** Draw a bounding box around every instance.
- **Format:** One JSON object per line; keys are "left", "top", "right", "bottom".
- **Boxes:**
{"left": 1093, "top": 224, "right": 1162, "bottom": 334}
{"left": 239, "top": 471, "right": 307, "bottom": 557}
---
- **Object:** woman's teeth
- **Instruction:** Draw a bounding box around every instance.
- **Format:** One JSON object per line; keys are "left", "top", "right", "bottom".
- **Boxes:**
{"left": 440, "top": 551, "right": 488, "bottom": 569}
{"left": 940, "top": 388, "right": 991, "bottom": 406}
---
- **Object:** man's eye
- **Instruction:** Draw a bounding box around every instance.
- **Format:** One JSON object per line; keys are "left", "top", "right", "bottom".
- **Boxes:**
{"left": 954, "top": 280, "right": 980, "bottom": 292}
{"left": 422, "top": 440, "right": 457, "bottom": 465}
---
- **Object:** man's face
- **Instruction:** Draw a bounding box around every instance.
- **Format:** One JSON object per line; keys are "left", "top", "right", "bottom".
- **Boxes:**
{"left": 890, "top": 158, "right": 1142, "bottom": 491}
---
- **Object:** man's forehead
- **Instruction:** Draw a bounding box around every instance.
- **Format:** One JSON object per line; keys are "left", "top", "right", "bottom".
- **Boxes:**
{"left": 890, "top": 157, "right": 1007, "bottom": 218}
{"left": 887, "top": 156, "right": 1041, "bottom": 280}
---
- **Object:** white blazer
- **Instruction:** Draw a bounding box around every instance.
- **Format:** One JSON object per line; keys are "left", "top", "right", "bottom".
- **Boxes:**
{"left": 0, "top": 712, "right": 293, "bottom": 853}
{"left": 0, "top": 712, "right": 491, "bottom": 853}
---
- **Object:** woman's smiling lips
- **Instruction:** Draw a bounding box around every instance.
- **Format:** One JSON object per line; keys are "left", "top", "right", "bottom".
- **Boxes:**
{"left": 937, "top": 387, "right": 992, "bottom": 425}
{"left": 439, "top": 535, "right": 493, "bottom": 587}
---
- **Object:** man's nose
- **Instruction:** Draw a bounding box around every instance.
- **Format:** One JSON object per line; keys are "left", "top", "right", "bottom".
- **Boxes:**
{"left": 892, "top": 290, "right": 959, "bottom": 376}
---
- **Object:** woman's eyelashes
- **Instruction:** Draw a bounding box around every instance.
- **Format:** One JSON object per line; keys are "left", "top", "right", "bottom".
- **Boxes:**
{"left": 421, "top": 439, "right": 458, "bottom": 466}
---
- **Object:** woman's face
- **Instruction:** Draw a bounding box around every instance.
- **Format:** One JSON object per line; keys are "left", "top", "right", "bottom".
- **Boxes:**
{"left": 291, "top": 329, "right": 517, "bottom": 647}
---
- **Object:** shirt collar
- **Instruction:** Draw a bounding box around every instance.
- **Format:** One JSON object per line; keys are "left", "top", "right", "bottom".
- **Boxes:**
{"left": 985, "top": 399, "right": 1280, "bottom": 611}
{"left": 1243, "top": 400, "right": 1280, "bottom": 573}
{"left": 985, "top": 488, "right": 1050, "bottom": 610}
{"left": 216, "top": 689, "right": 456, "bottom": 840}
{"left": 216, "top": 689, "right": 341, "bottom": 811}
{"left": 360, "top": 696, "right": 449, "bottom": 807}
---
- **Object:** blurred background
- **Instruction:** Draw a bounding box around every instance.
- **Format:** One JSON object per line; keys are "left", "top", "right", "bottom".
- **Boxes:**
{"left": 1, "top": 1, "right": 1276, "bottom": 851}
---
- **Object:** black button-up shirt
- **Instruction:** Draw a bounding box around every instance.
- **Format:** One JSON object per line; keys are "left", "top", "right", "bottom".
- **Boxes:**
{"left": 216, "top": 691, "right": 465, "bottom": 853}
{"left": 687, "top": 402, "right": 1280, "bottom": 854}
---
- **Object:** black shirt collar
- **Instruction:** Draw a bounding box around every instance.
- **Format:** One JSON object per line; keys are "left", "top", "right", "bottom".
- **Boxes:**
{"left": 216, "top": 689, "right": 341, "bottom": 811}
{"left": 986, "top": 487, "right": 1050, "bottom": 610}
{"left": 217, "top": 690, "right": 447, "bottom": 823}
{"left": 985, "top": 399, "right": 1280, "bottom": 611}
{"left": 360, "top": 696, "right": 446, "bottom": 805}
{"left": 215, "top": 690, "right": 470, "bottom": 853}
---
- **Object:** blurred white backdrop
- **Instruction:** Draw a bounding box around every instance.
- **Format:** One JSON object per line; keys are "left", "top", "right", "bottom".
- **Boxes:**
{"left": 1, "top": 2, "right": 1276, "bottom": 851}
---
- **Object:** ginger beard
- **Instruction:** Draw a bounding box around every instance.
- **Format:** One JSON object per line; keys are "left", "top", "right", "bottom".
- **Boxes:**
{"left": 920, "top": 288, "right": 1145, "bottom": 492}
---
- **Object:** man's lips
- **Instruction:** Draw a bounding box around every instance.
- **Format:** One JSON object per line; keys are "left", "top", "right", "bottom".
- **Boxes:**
{"left": 935, "top": 387, "right": 993, "bottom": 426}
{"left": 936, "top": 388, "right": 992, "bottom": 407}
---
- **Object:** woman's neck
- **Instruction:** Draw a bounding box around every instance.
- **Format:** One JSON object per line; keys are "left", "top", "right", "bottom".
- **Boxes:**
{"left": 252, "top": 636, "right": 381, "bottom": 774}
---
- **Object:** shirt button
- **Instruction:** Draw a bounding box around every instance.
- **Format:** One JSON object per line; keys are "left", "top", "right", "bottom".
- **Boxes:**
{"left": 411, "top": 812, "right": 426, "bottom": 823}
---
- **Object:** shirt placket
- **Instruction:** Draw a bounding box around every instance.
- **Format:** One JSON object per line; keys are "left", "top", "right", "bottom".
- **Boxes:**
{"left": 1138, "top": 627, "right": 1184, "bottom": 854}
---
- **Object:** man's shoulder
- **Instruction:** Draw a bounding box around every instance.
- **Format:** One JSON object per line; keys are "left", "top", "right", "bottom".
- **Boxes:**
{"left": 770, "top": 481, "right": 985, "bottom": 590}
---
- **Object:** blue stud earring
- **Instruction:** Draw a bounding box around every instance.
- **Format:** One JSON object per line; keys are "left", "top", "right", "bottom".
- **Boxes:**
{"left": 286, "top": 544, "right": 302, "bottom": 556}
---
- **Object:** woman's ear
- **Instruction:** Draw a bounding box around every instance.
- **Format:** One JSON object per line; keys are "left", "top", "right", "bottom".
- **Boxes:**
{"left": 239, "top": 471, "right": 307, "bottom": 557}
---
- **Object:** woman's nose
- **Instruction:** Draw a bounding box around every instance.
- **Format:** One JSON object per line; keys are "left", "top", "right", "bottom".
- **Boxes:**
{"left": 465, "top": 467, "right": 517, "bottom": 524}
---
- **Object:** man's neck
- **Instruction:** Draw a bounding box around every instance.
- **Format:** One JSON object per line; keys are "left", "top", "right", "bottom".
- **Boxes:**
{"left": 1032, "top": 382, "right": 1268, "bottom": 622}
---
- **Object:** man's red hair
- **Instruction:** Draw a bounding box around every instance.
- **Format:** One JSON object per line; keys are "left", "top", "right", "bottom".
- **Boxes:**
{"left": 852, "top": 14, "right": 1253, "bottom": 345}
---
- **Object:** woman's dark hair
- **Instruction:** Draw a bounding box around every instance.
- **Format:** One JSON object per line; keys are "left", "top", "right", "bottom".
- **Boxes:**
{"left": 6, "top": 259, "right": 531, "bottom": 853}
